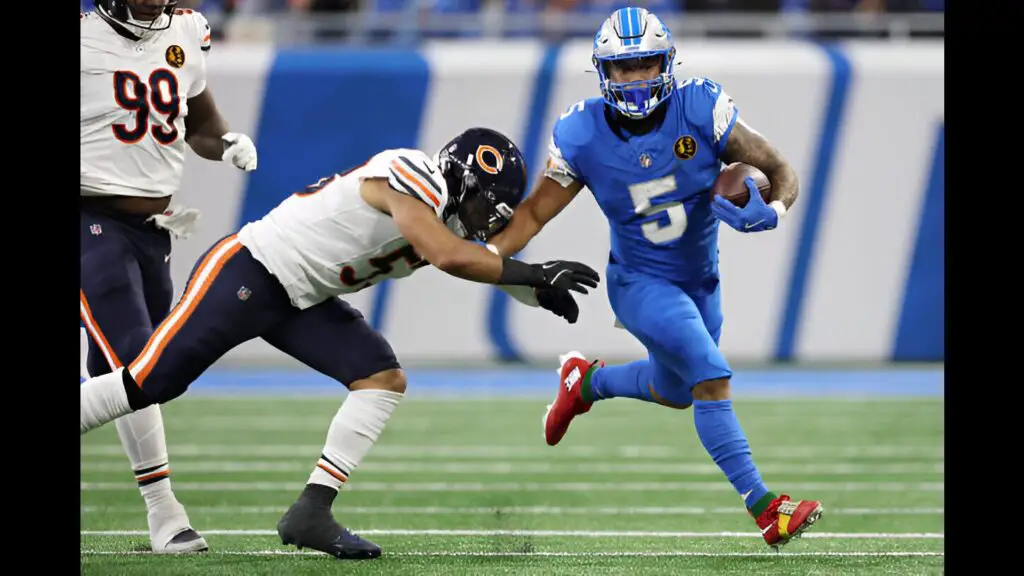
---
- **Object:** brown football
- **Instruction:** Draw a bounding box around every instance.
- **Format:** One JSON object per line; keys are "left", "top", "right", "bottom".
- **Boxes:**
{"left": 711, "top": 163, "right": 771, "bottom": 208}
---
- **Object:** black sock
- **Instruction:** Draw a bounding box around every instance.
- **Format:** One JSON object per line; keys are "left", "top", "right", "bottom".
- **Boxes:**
{"left": 300, "top": 483, "right": 338, "bottom": 508}
{"left": 120, "top": 369, "right": 153, "bottom": 411}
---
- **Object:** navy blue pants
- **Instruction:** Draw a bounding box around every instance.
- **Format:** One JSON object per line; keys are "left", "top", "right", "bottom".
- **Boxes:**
{"left": 80, "top": 202, "right": 174, "bottom": 377}
{"left": 126, "top": 234, "right": 401, "bottom": 405}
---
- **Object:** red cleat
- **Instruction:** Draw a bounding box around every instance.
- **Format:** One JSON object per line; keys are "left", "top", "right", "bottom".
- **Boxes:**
{"left": 753, "top": 494, "right": 824, "bottom": 549}
{"left": 543, "top": 351, "right": 603, "bottom": 446}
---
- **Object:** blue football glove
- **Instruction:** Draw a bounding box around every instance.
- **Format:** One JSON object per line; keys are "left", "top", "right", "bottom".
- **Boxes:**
{"left": 711, "top": 177, "right": 783, "bottom": 233}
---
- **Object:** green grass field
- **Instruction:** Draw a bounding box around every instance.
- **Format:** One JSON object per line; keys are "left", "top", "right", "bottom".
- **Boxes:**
{"left": 81, "top": 394, "right": 944, "bottom": 575}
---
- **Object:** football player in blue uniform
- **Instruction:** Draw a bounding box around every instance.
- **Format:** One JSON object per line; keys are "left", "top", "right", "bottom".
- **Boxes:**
{"left": 487, "top": 7, "right": 823, "bottom": 549}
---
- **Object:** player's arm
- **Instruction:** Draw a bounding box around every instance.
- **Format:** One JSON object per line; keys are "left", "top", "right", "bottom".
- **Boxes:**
{"left": 361, "top": 178, "right": 598, "bottom": 293}
{"left": 183, "top": 88, "right": 230, "bottom": 160}
{"left": 489, "top": 177, "right": 583, "bottom": 257}
{"left": 720, "top": 118, "right": 800, "bottom": 211}
{"left": 487, "top": 137, "right": 585, "bottom": 257}
{"left": 182, "top": 11, "right": 257, "bottom": 170}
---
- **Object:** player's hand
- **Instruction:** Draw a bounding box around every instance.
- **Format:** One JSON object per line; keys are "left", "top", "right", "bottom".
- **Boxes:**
{"left": 222, "top": 132, "right": 258, "bottom": 171}
{"left": 533, "top": 261, "right": 601, "bottom": 294}
{"left": 535, "top": 287, "right": 580, "bottom": 324}
{"left": 711, "top": 177, "right": 777, "bottom": 233}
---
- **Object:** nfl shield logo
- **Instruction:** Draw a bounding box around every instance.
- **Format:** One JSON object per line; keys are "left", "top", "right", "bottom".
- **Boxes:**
{"left": 639, "top": 153, "right": 652, "bottom": 169}
{"left": 90, "top": 224, "right": 102, "bottom": 235}
{"left": 237, "top": 287, "right": 251, "bottom": 301}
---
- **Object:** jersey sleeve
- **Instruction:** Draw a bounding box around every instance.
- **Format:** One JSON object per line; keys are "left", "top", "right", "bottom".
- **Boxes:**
{"left": 384, "top": 150, "right": 450, "bottom": 219}
{"left": 679, "top": 77, "right": 739, "bottom": 157}
{"left": 543, "top": 107, "right": 586, "bottom": 188}
{"left": 183, "top": 9, "right": 212, "bottom": 98}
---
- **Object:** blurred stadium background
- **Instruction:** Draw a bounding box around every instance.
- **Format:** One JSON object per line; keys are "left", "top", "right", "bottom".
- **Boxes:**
{"left": 80, "top": 1, "right": 944, "bottom": 572}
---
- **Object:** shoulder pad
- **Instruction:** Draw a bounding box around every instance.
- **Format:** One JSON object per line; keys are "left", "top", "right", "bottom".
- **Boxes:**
{"left": 676, "top": 76, "right": 738, "bottom": 151}
{"left": 176, "top": 8, "right": 211, "bottom": 52}
{"left": 385, "top": 149, "right": 449, "bottom": 218}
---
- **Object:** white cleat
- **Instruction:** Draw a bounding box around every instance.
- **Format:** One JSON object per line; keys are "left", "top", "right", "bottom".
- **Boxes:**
{"left": 149, "top": 501, "right": 209, "bottom": 554}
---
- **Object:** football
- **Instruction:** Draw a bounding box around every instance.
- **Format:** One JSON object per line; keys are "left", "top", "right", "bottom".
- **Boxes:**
{"left": 711, "top": 163, "right": 771, "bottom": 208}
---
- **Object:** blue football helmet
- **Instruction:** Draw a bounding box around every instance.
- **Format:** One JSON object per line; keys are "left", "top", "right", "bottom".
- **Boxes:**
{"left": 592, "top": 7, "right": 677, "bottom": 119}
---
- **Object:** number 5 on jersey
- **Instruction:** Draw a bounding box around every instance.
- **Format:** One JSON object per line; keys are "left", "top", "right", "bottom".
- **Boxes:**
{"left": 112, "top": 69, "right": 181, "bottom": 145}
{"left": 629, "top": 174, "right": 687, "bottom": 244}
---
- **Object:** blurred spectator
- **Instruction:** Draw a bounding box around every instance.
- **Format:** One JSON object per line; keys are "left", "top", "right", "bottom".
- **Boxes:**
{"left": 781, "top": 0, "right": 938, "bottom": 11}
{"left": 81, "top": 0, "right": 942, "bottom": 43}
{"left": 287, "top": 0, "right": 360, "bottom": 41}
{"left": 686, "top": 0, "right": 780, "bottom": 11}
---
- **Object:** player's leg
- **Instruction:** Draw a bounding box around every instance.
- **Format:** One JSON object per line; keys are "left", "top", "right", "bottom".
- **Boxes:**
{"left": 79, "top": 210, "right": 205, "bottom": 553}
{"left": 683, "top": 279, "right": 823, "bottom": 548}
{"left": 543, "top": 266, "right": 693, "bottom": 445}
{"left": 130, "top": 223, "right": 208, "bottom": 552}
{"left": 81, "top": 235, "right": 291, "bottom": 428}
{"left": 262, "top": 298, "right": 402, "bottom": 560}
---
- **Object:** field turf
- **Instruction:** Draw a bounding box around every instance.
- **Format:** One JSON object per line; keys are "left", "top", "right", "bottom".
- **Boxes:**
{"left": 81, "top": 368, "right": 944, "bottom": 575}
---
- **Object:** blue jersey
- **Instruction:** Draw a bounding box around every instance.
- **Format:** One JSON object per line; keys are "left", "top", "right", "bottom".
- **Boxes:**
{"left": 546, "top": 77, "right": 739, "bottom": 283}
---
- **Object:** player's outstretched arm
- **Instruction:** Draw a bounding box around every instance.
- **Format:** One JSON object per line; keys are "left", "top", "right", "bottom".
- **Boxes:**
{"left": 361, "top": 178, "right": 600, "bottom": 294}
{"left": 488, "top": 176, "right": 584, "bottom": 257}
{"left": 720, "top": 118, "right": 799, "bottom": 210}
{"left": 185, "top": 88, "right": 258, "bottom": 171}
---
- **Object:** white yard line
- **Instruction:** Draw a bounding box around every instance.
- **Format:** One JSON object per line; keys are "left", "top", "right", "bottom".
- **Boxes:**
{"left": 80, "top": 481, "right": 945, "bottom": 492}
{"left": 80, "top": 505, "right": 944, "bottom": 516}
{"left": 79, "top": 461, "right": 944, "bottom": 475}
{"left": 81, "top": 444, "right": 945, "bottom": 459}
{"left": 80, "top": 529, "right": 944, "bottom": 539}
{"left": 80, "top": 549, "right": 944, "bottom": 558}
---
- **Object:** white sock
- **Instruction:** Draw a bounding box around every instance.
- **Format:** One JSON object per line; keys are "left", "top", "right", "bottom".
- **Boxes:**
{"left": 80, "top": 327, "right": 90, "bottom": 380}
{"left": 308, "top": 389, "right": 404, "bottom": 490}
{"left": 116, "top": 405, "right": 177, "bottom": 510}
{"left": 81, "top": 368, "right": 133, "bottom": 434}
{"left": 81, "top": 329, "right": 183, "bottom": 536}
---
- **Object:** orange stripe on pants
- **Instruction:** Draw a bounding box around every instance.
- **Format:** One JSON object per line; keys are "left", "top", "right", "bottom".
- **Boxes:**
{"left": 79, "top": 290, "right": 123, "bottom": 370}
{"left": 128, "top": 235, "right": 242, "bottom": 386}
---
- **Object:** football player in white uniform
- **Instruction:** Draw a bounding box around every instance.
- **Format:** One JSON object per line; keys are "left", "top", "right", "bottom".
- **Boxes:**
{"left": 78, "top": 127, "right": 599, "bottom": 560}
{"left": 80, "top": 0, "right": 258, "bottom": 554}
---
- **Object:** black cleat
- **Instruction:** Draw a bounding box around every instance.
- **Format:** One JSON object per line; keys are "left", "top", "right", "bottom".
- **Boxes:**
{"left": 277, "top": 500, "right": 381, "bottom": 560}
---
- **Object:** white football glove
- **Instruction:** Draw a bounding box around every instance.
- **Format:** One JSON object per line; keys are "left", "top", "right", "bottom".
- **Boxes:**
{"left": 221, "top": 132, "right": 258, "bottom": 171}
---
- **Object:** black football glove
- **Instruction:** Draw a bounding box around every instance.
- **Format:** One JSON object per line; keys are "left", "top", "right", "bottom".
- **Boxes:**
{"left": 534, "top": 260, "right": 601, "bottom": 294}
{"left": 498, "top": 258, "right": 601, "bottom": 295}
{"left": 536, "top": 287, "right": 579, "bottom": 324}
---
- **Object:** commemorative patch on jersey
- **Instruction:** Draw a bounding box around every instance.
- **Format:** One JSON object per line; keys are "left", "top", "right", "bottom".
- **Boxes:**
{"left": 165, "top": 45, "right": 185, "bottom": 69}
{"left": 674, "top": 136, "right": 697, "bottom": 160}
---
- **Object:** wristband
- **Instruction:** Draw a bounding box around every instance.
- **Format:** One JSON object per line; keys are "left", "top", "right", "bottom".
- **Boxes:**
{"left": 498, "top": 257, "right": 544, "bottom": 287}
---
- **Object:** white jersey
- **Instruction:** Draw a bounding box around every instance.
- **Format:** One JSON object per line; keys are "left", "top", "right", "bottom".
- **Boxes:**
{"left": 80, "top": 8, "right": 211, "bottom": 198}
{"left": 238, "top": 148, "right": 453, "bottom": 310}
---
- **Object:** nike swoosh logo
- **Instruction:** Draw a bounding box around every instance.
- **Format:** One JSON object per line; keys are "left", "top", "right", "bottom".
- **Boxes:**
{"left": 542, "top": 263, "right": 560, "bottom": 269}
{"left": 744, "top": 219, "right": 765, "bottom": 230}
{"left": 760, "top": 524, "right": 772, "bottom": 535}
{"left": 164, "top": 254, "right": 171, "bottom": 263}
